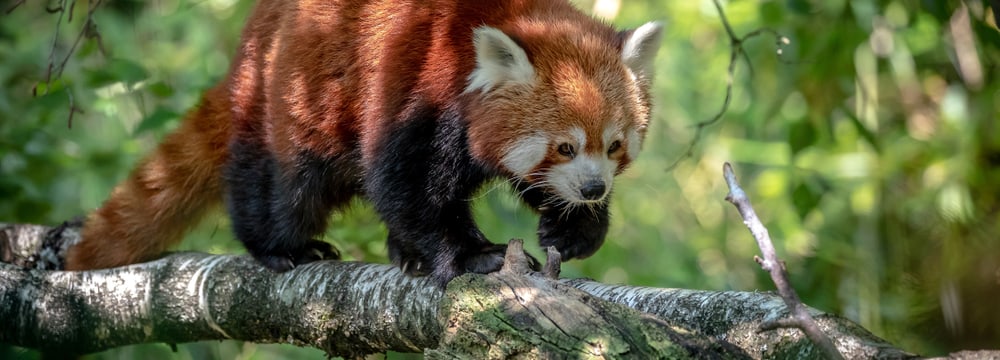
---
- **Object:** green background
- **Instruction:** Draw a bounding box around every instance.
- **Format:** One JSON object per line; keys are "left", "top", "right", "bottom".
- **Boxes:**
{"left": 2, "top": 0, "right": 998, "bottom": 358}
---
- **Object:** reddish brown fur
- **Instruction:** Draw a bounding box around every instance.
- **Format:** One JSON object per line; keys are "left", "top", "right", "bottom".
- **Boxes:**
{"left": 66, "top": 0, "right": 649, "bottom": 270}
{"left": 66, "top": 85, "right": 231, "bottom": 269}
{"left": 462, "top": 13, "right": 650, "bottom": 172}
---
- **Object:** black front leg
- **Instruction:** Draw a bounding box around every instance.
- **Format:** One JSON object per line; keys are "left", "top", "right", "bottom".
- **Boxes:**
{"left": 366, "top": 105, "right": 516, "bottom": 285}
{"left": 537, "top": 201, "right": 610, "bottom": 260}
{"left": 514, "top": 181, "right": 610, "bottom": 260}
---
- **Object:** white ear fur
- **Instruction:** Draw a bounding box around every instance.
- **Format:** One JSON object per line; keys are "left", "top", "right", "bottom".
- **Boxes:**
{"left": 621, "top": 21, "right": 663, "bottom": 79}
{"left": 466, "top": 26, "right": 536, "bottom": 94}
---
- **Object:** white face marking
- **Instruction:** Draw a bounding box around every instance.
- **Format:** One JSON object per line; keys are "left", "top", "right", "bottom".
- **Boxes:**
{"left": 501, "top": 133, "right": 548, "bottom": 177}
{"left": 504, "top": 126, "right": 628, "bottom": 205}
{"left": 570, "top": 127, "right": 587, "bottom": 148}
{"left": 626, "top": 127, "right": 643, "bottom": 160}
{"left": 544, "top": 125, "right": 632, "bottom": 204}
{"left": 544, "top": 126, "right": 618, "bottom": 205}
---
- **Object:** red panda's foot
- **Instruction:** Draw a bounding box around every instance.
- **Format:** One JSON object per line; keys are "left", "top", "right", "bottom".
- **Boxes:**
{"left": 429, "top": 244, "right": 541, "bottom": 286}
{"left": 254, "top": 239, "right": 340, "bottom": 272}
{"left": 398, "top": 258, "right": 431, "bottom": 277}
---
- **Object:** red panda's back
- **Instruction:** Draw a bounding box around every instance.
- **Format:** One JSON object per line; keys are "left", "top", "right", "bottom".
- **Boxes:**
{"left": 230, "top": 0, "right": 621, "bottom": 160}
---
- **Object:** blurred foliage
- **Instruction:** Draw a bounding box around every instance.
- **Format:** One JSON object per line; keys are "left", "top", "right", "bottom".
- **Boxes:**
{"left": 1, "top": 0, "right": 998, "bottom": 358}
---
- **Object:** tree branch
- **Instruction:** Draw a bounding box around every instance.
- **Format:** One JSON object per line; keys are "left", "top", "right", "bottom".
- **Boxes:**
{"left": 0, "top": 253, "right": 443, "bottom": 357}
{"left": 0, "top": 223, "right": 927, "bottom": 358}
{"left": 567, "top": 281, "right": 916, "bottom": 359}
{"left": 433, "top": 240, "right": 746, "bottom": 358}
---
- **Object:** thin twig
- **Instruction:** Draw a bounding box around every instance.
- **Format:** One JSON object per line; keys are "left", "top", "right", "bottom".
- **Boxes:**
{"left": 665, "top": 0, "right": 789, "bottom": 171}
{"left": 42, "top": 0, "right": 69, "bottom": 90}
{"left": 15, "top": 0, "right": 106, "bottom": 128}
{"left": 5, "top": 0, "right": 27, "bottom": 14}
{"left": 722, "top": 162, "right": 844, "bottom": 360}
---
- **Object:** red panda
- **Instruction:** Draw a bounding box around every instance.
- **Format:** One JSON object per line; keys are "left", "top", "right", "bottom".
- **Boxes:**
{"left": 65, "top": 0, "right": 662, "bottom": 285}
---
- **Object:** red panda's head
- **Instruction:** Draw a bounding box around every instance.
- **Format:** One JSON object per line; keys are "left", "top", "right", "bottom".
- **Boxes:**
{"left": 463, "top": 20, "right": 662, "bottom": 207}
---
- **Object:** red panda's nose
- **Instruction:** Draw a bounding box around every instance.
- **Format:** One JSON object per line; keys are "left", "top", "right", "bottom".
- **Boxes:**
{"left": 580, "top": 180, "right": 606, "bottom": 200}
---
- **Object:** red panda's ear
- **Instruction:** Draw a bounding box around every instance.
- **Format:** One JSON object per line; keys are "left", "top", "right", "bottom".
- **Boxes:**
{"left": 466, "top": 26, "right": 536, "bottom": 94}
{"left": 621, "top": 21, "right": 664, "bottom": 79}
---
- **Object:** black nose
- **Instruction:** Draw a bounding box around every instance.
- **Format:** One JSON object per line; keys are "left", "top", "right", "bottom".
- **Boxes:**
{"left": 580, "top": 180, "right": 606, "bottom": 200}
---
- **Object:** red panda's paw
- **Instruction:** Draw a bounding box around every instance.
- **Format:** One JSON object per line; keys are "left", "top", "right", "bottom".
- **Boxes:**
{"left": 463, "top": 244, "right": 541, "bottom": 274}
{"left": 254, "top": 239, "right": 340, "bottom": 272}
{"left": 537, "top": 203, "right": 610, "bottom": 261}
{"left": 426, "top": 245, "right": 541, "bottom": 286}
{"left": 398, "top": 258, "right": 431, "bottom": 277}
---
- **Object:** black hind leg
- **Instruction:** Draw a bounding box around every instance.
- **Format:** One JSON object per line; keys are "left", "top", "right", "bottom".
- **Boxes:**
{"left": 226, "top": 140, "right": 348, "bottom": 271}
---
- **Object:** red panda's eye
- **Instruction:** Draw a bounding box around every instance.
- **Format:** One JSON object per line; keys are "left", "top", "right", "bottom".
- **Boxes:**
{"left": 557, "top": 143, "right": 575, "bottom": 158}
{"left": 607, "top": 140, "right": 621, "bottom": 154}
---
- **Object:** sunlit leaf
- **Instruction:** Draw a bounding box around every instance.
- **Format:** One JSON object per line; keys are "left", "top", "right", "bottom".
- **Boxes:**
{"left": 32, "top": 79, "right": 67, "bottom": 96}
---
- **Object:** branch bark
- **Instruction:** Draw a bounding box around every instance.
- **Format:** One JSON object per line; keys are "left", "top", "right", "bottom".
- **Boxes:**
{"left": 0, "top": 252, "right": 443, "bottom": 357}
{"left": 0, "top": 223, "right": 934, "bottom": 359}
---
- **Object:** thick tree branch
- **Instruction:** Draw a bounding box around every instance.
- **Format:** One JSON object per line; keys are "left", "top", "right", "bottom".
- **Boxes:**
{"left": 434, "top": 240, "right": 746, "bottom": 358}
{"left": 0, "top": 235, "right": 747, "bottom": 358}
{"left": 0, "top": 253, "right": 442, "bottom": 357}
{"left": 0, "top": 223, "right": 930, "bottom": 358}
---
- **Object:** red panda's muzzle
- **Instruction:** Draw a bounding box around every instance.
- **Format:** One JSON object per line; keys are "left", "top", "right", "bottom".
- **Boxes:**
{"left": 546, "top": 152, "right": 616, "bottom": 205}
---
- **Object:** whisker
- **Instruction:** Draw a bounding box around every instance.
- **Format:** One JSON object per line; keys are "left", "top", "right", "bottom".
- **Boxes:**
{"left": 469, "top": 180, "right": 508, "bottom": 201}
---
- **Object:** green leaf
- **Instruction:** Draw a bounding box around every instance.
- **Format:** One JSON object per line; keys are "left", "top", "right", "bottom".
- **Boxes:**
{"left": 134, "top": 107, "right": 180, "bottom": 135}
{"left": 108, "top": 58, "right": 150, "bottom": 85}
{"left": 32, "top": 79, "right": 67, "bottom": 96}
{"left": 147, "top": 81, "right": 175, "bottom": 98}
{"left": 786, "top": 0, "right": 812, "bottom": 15}
{"left": 759, "top": 2, "right": 785, "bottom": 25}
{"left": 84, "top": 68, "right": 118, "bottom": 88}
{"left": 85, "top": 59, "right": 150, "bottom": 88}
{"left": 788, "top": 119, "right": 817, "bottom": 156}
{"left": 791, "top": 177, "right": 824, "bottom": 220}
{"left": 32, "top": 87, "right": 70, "bottom": 110}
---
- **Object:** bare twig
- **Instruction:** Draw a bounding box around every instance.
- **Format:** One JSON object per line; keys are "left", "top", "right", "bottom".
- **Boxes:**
{"left": 5, "top": 0, "right": 27, "bottom": 14}
{"left": 722, "top": 162, "right": 844, "bottom": 360}
{"left": 41, "top": 0, "right": 69, "bottom": 89}
{"left": 666, "top": 0, "right": 789, "bottom": 171}
{"left": 15, "top": 0, "right": 106, "bottom": 128}
{"left": 66, "top": 91, "right": 85, "bottom": 129}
